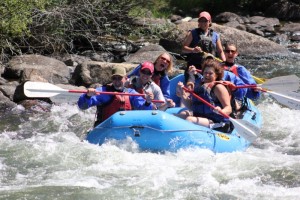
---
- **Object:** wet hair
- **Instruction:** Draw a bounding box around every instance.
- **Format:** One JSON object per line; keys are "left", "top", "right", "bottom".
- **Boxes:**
{"left": 201, "top": 59, "right": 224, "bottom": 81}
{"left": 153, "top": 52, "right": 173, "bottom": 74}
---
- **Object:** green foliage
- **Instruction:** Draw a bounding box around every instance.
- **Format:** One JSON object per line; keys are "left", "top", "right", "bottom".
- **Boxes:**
{"left": 0, "top": 0, "right": 48, "bottom": 37}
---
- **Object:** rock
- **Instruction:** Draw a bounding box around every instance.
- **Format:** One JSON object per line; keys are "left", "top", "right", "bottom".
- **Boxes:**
{"left": 0, "top": 92, "right": 17, "bottom": 110}
{"left": 170, "top": 15, "right": 182, "bottom": 22}
{"left": 214, "top": 12, "right": 241, "bottom": 23}
{"left": 160, "top": 21, "right": 290, "bottom": 57}
{"left": 4, "top": 55, "right": 70, "bottom": 84}
{"left": 70, "top": 61, "right": 136, "bottom": 87}
{"left": 212, "top": 24, "right": 289, "bottom": 56}
{"left": 0, "top": 82, "right": 19, "bottom": 101}
{"left": 249, "top": 16, "right": 266, "bottom": 24}
{"left": 291, "top": 31, "right": 300, "bottom": 41}
{"left": 280, "top": 22, "right": 300, "bottom": 32}
{"left": 224, "top": 21, "right": 246, "bottom": 31}
{"left": 257, "top": 18, "right": 280, "bottom": 27}
{"left": 125, "top": 44, "right": 167, "bottom": 64}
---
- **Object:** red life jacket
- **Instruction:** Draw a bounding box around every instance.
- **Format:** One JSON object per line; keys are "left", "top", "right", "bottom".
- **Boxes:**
{"left": 152, "top": 74, "right": 161, "bottom": 87}
{"left": 224, "top": 64, "right": 239, "bottom": 77}
{"left": 96, "top": 85, "right": 132, "bottom": 124}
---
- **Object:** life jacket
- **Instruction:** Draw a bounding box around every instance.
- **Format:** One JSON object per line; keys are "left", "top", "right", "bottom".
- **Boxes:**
{"left": 223, "top": 64, "right": 239, "bottom": 77}
{"left": 152, "top": 70, "right": 165, "bottom": 87}
{"left": 94, "top": 84, "right": 132, "bottom": 127}
{"left": 186, "top": 28, "right": 217, "bottom": 69}
{"left": 214, "top": 79, "right": 248, "bottom": 118}
{"left": 192, "top": 82, "right": 231, "bottom": 123}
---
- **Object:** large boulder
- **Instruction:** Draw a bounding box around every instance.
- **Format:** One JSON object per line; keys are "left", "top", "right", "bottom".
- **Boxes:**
{"left": 160, "top": 21, "right": 290, "bottom": 57}
{"left": 3, "top": 55, "right": 70, "bottom": 84}
{"left": 70, "top": 61, "right": 136, "bottom": 87}
{"left": 125, "top": 44, "right": 167, "bottom": 64}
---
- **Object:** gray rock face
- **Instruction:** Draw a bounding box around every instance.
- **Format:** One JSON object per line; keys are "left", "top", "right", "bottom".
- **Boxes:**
{"left": 4, "top": 55, "right": 70, "bottom": 84}
{"left": 162, "top": 21, "right": 290, "bottom": 57}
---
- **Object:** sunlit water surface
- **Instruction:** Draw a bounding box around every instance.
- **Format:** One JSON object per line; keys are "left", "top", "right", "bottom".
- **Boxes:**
{"left": 0, "top": 57, "right": 300, "bottom": 200}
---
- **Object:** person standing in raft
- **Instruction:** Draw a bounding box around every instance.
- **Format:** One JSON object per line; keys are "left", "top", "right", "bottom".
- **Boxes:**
{"left": 77, "top": 66, "right": 154, "bottom": 127}
{"left": 176, "top": 59, "right": 233, "bottom": 132}
{"left": 182, "top": 11, "right": 226, "bottom": 83}
{"left": 126, "top": 61, "right": 175, "bottom": 110}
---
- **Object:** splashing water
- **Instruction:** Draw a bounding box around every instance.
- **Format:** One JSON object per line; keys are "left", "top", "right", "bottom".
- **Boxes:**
{"left": 1, "top": 58, "right": 300, "bottom": 199}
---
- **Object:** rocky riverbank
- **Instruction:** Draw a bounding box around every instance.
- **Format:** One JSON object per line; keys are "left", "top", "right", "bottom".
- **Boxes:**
{"left": 0, "top": 11, "right": 300, "bottom": 111}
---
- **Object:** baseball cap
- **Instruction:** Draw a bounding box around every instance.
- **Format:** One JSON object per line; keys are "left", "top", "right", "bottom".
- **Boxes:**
{"left": 111, "top": 66, "right": 126, "bottom": 77}
{"left": 199, "top": 11, "right": 211, "bottom": 21}
{"left": 141, "top": 61, "right": 154, "bottom": 74}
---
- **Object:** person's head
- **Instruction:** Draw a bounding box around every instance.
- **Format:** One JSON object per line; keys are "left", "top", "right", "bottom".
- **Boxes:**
{"left": 111, "top": 66, "right": 127, "bottom": 90}
{"left": 153, "top": 52, "right": 173, "bottom": 74}
{"left": 224, "top": 41, "right": 238, "bottom": 63}
{"left": 139, "top": 61, "right": 154, "bottom": 83}
{"left": 198, "top": 11, "right": 212, "bottom": 30}
{"left": 201, "top": 59, "right": 224, "bottom": 82}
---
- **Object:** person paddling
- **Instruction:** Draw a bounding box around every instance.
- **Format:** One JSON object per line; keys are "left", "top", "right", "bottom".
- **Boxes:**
{"left": 177, "top": 59, "right": 233, "bottom": 132}
{"left": 221, "top": 41, "right": 261, "bottom": 100}
{"left": 77, "top": 66, "right": 154, "bottom": 127}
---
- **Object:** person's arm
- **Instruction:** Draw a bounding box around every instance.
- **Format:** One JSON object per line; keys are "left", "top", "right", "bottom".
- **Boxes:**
{"left": 127, "top": 64, "right": 141, "bottom": 78}
{"left": 213, "top": 84, "right": 232, "bottom": 115}
{"left": 77, "top": 87, "right": 105, "bottom": 110}
{"left": 148, "top": 83, "right": 166, "bottom": 110}
{"left": 182, "top": 31, "right": 194, "bottom": 54}
{"left": 160, "top": 75, "right": 171, "bottom": 99}
{"left": 237, "top": 66, "right": 261, "bottom": 100}
{"left": 176, "top": 82, "right": 192, "bottom": 109}
{"left": 128, "top": 88, "right": 153, "bottom": 110}
{"left": 216, "top": 37, "right": 226, "bottom": 61}
{"left": 223, "top": 71, "right": 247, "bottom": 100}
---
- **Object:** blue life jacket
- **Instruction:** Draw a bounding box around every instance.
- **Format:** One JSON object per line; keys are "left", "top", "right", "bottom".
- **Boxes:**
{"left": 186, "top": 28, "right": 219, "bottom": 69}
{"left": 192, "top": 82, "right": 230, "bottom": 123}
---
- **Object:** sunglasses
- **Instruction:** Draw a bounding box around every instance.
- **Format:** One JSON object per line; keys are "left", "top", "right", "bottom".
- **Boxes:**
{"left": 198, "top": 18, "right": 209, "bottom": 23}
{"left": 224, "top": 49, "right": 236, "bottom": 53}
{"left": 140, "top": 70, "right": 152, "bottom": 76}
{"left": 112, "top": 76, "right": 123, "bottom": 81}
{"left": 160, "top": 56, "right": 171, "bottom": 64}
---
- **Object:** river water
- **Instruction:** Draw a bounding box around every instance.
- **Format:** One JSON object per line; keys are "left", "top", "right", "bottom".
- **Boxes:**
{"left": 0, "top": 56, "right": 300, "bottom": 200}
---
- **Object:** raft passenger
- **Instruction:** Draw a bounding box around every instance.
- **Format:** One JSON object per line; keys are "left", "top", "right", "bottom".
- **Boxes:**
{"left": 78, "top": 66, "right": 154, "bottom": 127}
{"left": 221, "top": 41, "right": 261, "bottom": 100}
{"left": 126, "top": 61, "right": 175, "bottom": 110}
{"left": 127, "top": 52, "right": 174, "bottom": 100}
{"left": 177, "top": 59, "right": 233, "bottom": 132}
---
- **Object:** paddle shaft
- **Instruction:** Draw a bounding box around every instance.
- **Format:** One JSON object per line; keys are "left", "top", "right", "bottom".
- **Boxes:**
{"left": 181, "top": 87, "right": 260, "bottom": 141}
{"left": 27, "top": 88, "right": 164, "bottom": 103}
{"left": 182, "top": 87, "right": 230, "bottom": 118}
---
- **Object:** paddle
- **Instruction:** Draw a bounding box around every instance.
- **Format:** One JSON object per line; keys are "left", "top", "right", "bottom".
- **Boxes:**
{"left": 194, "top": 71, "right": 299, "bottom": 92}
{"left": 231, "top": 75, "right": 299, "bottom": 91}
{"left": 234, "top": 85, "right": 300, "bottom": 110}
{"left": 182, "top": 87, "right": 260, "bottom": 142}
{"left": 232, "top": 75, "right": 300, "bottom": 109}
{"left": 23, "top": 81, "right": 165, "bottom": 103}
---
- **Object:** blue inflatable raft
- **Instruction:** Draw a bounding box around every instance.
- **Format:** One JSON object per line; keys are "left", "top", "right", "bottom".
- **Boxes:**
{"left": 85, "top": 75, "right": 262, "bottom": 153}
